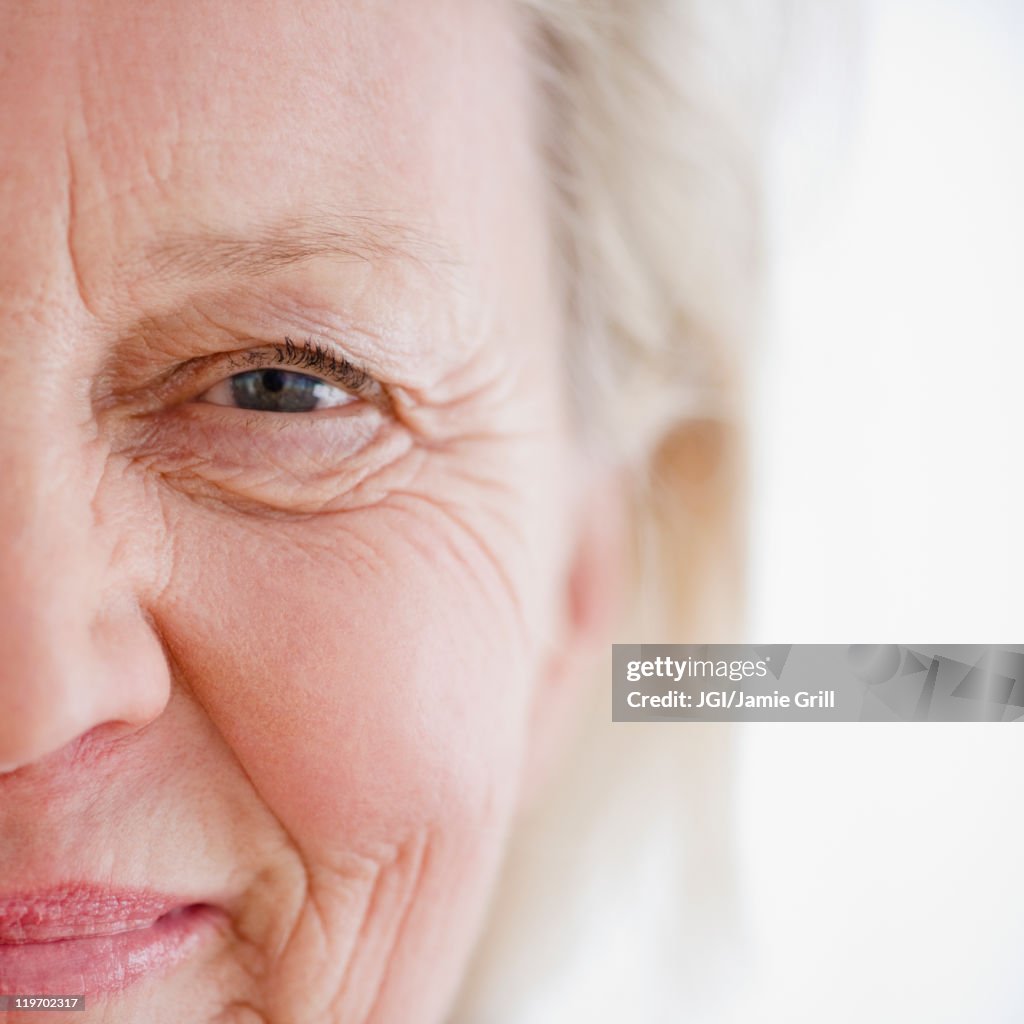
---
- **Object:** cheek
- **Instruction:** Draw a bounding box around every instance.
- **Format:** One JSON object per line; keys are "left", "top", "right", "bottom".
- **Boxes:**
{"left": 155, "top": 499, "right": 537, "bottom": 860}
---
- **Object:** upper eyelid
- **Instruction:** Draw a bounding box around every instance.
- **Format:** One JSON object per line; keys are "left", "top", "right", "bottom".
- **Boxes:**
{"left": 223, "top": 336, "right": 377, "bottom": 393}
{"left": 98, "top": 335, "right": 384, "bottom": 415}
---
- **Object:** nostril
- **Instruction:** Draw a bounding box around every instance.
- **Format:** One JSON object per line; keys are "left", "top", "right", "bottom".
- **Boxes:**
{"left": 0, "top": 715, "right": 153, "bottom": 781}
{"left": 60, "top": 718, "right": 162, "bottom": 769}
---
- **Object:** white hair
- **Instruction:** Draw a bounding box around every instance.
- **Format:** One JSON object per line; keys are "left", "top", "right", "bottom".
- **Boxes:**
{"left": 451, "top": 2, "right": 786, "bottom": 1020}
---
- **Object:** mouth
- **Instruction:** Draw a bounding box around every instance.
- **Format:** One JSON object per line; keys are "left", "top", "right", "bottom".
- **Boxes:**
{"left": 0, "top": 886, "right": 225, "bottom": 997}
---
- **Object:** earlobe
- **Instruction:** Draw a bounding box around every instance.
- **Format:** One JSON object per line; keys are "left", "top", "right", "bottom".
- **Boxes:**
{"left": 519, "top": 469, "right": 629, "bottom": 806}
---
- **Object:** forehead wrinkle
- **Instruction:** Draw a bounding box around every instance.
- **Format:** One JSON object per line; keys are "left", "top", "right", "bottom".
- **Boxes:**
{"left": 137, "top": 208, "right": 464, "bottom": 287}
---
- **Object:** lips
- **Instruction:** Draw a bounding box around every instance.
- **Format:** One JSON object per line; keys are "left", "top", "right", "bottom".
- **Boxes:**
{"left": 0, "top": 885, "right": 223, "bottom": 996}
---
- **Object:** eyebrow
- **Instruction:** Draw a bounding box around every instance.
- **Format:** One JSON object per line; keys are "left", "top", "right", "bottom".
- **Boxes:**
{"left": 141, "top": 209, "right": 458, "bottom": 283}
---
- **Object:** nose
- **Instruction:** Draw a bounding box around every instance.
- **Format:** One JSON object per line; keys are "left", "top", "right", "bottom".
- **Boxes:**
{"left": 0, "top": 446, "right": 171, "bottom": 775}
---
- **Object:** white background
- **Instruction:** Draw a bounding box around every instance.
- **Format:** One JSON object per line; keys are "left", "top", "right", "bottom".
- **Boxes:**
{"left": 740, "top": 0, "right": 1023, "bottom": 1020}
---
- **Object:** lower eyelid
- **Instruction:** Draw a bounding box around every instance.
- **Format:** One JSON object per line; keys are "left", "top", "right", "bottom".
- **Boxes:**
{"left": 121, "top": 401, "right": 410, "bottom": 515}
{"left": 122, "top": 398, "right": 388, "bottom": 473}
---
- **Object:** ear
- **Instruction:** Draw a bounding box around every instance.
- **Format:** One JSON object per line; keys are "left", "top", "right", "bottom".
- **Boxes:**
{"left": 519, "top": 468, "right": 629, "bottom": 807}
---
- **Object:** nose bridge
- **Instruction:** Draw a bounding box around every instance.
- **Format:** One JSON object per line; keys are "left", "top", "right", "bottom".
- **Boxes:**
{"left": 0, "top": 379, "right": 171, "bottom": 773}
{"left": 0, "top": 416, "right": 99, "bottom": 645}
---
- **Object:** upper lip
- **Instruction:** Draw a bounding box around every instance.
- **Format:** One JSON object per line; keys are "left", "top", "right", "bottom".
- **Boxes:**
{"left": 0, "top": 884, "right": 194, "bottom": 944}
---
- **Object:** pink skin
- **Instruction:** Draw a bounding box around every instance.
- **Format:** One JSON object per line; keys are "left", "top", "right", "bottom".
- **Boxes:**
{"left": 0, "top": 2, "right": 620, "bottom": 1023}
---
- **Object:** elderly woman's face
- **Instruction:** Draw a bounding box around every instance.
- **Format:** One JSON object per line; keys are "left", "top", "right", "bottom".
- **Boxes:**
{"left": 0, "top": 3, "right": 611, "bottom": 1021}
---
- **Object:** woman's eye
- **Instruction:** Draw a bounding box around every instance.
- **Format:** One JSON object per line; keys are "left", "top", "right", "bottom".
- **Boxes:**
{"left": 196, "top": 368, "right": 357, "bottom": 413}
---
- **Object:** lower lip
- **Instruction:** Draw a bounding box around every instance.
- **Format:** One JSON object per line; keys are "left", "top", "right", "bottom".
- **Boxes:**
{"left": 0, "top": 904, "right": 221, "bottom": 997}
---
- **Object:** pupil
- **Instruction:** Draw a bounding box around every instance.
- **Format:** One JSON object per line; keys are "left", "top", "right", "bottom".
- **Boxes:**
{"left": 261, "top": 369, "right": 285, "bottom": 392}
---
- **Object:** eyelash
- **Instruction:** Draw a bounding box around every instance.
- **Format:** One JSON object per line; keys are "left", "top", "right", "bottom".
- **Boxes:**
{"left": 226, "top": 335, "right": 374, "bottom": 395}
